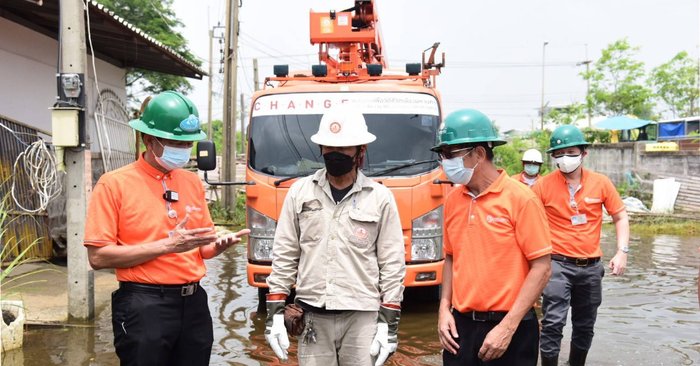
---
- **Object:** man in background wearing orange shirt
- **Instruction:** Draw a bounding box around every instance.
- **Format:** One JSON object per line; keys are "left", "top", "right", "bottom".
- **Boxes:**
{"left": 434, "top": 109, "right": 552, "bottom": 366}
{"left": 511, "top": 149, "right": 544, "bottom": 187}
{"left": 83, "top": 91, "right": 250, "bottom": 365}
{"left": 533, "top": 125, "right": 629, "bottom": 366}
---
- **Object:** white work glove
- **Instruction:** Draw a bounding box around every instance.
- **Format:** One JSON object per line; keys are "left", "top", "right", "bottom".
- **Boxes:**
{"left": 265, "top": 297, "right": 290, "bottom": 361}
{"left": 370, "top": 305, "right": 400, "bottom": 366}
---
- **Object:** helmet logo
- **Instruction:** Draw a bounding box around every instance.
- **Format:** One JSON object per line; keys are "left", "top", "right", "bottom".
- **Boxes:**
{"left": 556, "top": 139, "right": 562, "bottom": 144}
{"left": 180, "top": 114, "right": 200, "bottom": 132}
{"left": 329, "top": 121, "right": 342, "bottom": 134}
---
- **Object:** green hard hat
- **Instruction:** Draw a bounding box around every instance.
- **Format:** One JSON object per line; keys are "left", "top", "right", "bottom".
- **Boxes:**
{"left": 547, "top": 125, "right": 589, "bottom": 153}
{"left": 431, "top": 109, "right": 506, "bottom": 151}
{"left": 129, "top": 91, "right": 207, "bottom": 141}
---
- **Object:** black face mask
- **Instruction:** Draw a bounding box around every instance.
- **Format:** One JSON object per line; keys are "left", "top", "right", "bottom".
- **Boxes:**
{"left": 323, "top": 151, "right": 356, "bottom": 177}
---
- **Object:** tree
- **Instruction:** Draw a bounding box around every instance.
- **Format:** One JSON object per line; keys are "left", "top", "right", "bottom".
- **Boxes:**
{"left": 545, "top": 103, "right": 585, "bottom": 125}
{"left": 201, "top": 119, "right": 244, "bottom": 155}
{"left": 649, "top": 51, "right": 700, "bottom": 118}
{"left": 97, "top": 0, "right": 200, "bottom": 98}
{"left": 582, "top": 39, "right": 655, "bottom": 119}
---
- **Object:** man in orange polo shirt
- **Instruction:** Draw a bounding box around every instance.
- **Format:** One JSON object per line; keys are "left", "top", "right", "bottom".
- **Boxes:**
{"left": 533, "top": 125, "right": 629, "bottom": 366}
{"left": 434, "top": 109, "right": 552, "bottom": 366}
{"left": 511, "top": 149, "right": 544, "bottom": 187}
{"left": 83, "top": 91, "right": 250, "bottom": 366}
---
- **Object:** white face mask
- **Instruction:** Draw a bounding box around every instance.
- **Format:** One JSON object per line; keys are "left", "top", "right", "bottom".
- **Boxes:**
{"left": 554, "top": 154, "right": 582, "bottom": 174}
{"left": 441, "top": 153, "right": 478, "bottom": 185}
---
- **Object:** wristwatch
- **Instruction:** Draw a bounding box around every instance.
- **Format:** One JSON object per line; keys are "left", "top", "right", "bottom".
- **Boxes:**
{"left": 619, "top": 246, "right": 629, "bottom": 254}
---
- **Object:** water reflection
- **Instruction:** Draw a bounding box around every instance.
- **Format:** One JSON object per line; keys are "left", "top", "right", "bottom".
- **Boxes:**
{"left": 4, "top": 229, "right": 699, "bottom": 365}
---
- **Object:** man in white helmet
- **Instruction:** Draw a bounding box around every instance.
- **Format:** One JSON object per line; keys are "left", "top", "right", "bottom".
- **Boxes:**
{"left": 512, "top": 149, "right": 544, "bottom": 187}
{"left": 264, "top": 108, "right": 406, "bottom": 366}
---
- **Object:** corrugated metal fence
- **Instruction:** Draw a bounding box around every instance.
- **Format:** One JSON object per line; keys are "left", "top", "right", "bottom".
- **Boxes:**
{"left": 0, "top": 115, "right": 53, "bottom": 261}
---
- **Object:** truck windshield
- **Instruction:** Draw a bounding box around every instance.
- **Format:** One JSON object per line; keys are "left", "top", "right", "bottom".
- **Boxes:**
{"left": 249, "top": 113, "right": 440, "bottom": 177}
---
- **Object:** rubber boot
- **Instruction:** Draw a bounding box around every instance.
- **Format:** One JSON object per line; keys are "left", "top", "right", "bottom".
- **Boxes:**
{"left": 540, "top": 352, "right": 558, "bottom": 366}
{"left": 567, "top": 347, "right": 588, "bottom": 366}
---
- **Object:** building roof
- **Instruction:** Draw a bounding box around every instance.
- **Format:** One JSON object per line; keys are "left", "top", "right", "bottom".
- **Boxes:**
{"left": 0, "top": 0, "right": 205, "bottom": 79}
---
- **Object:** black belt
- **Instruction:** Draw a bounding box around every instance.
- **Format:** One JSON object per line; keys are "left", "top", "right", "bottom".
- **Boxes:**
{"left": 119, "top": 281, "right": 199, "bottom": 296}
{"left": 298, "top": 300, "right": 348, "bottom": 314}
{"left": 551, "top": 254, "right": 601, "bottom": 267}
{"left": 456, "top": 308, "right": 536, "bottom": 322}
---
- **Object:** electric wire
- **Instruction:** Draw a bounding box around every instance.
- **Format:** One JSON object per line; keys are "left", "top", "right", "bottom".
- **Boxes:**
{"left": 11, "top": 138, "right": 63, "bottom": 213}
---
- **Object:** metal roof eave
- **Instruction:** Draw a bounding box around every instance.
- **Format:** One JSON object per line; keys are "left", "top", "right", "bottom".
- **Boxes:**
{"left": 0, "top": 0, "right": 206, "bottom": 79}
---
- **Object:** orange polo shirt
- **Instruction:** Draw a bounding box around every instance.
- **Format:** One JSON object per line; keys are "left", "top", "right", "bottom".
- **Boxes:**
{"left": 444, "top": 170, "right": 552, "bottom": 313}
{"left": 511, "top": 172, "right": 539, "bottom": 186}
{"left": 532, "top": 168, "right": 625, "bottom": 258}
{"left": 83, "top": 155, "right": 214, "bottom": 284}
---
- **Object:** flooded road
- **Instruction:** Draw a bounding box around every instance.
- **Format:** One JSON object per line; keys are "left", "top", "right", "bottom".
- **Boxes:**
{"left": 4, "top": 228, "right": 699, "bottom": 365}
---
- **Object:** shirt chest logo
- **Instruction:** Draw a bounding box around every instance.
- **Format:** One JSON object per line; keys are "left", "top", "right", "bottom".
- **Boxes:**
{"left": 486, "top": 215, "right": 510, "bottom": 225}
{"left": 583, "top": 197, "right": 602, "bottom": 204}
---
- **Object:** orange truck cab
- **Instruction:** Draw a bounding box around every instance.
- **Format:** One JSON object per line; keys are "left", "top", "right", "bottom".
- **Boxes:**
{"left": 243, "top": 0, "right": 450, "bottom": 303}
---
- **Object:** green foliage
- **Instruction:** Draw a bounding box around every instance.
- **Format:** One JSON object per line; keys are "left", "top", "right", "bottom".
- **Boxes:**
{"left": 581, "top": 127, "right": 611, "bottom": 144}
{"left": 494, "top": 130, "right": 553, "bottom": 176}
{"left": 582, "top": 38, "right": 655, "bottom": 119}
{"left": 649, "top": 51, "right": 700, "bottom": 118}
{"left": 545, "top": 103, "right": 585, "bottom": 125}
{"left": 624, "top": 217, "right": 699, "bottom": 236}
{"left": 208, "top": 192, "right": 246, "bottom": 225}
{"left": 0, "top": 199, "right": 54, "bottom": 298}
{"left": 199, "top": 119, "right": 245, "bottom": 155}
{"left": 96, "top": 0, "right": 201, "bottom": 97}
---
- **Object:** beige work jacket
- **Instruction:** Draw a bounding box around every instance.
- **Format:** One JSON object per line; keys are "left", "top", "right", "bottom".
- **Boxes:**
{"left": 267, "top": 169, "right": 405, "bottom": 310}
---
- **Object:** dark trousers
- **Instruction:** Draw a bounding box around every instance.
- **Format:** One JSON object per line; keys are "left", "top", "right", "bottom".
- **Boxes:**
{"left": 443, "top": 309, "right": 539, "bottom": 366}
{"left": 111, "top": 283, "right": 214, "bottom": 366}
{"left": 540, "top": 260, "right": 604, "bottom": 357}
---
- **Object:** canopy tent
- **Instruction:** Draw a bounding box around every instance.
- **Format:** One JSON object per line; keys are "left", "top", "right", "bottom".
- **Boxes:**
{"left": 595, "top": 116, "right": 654, "bottom": 130}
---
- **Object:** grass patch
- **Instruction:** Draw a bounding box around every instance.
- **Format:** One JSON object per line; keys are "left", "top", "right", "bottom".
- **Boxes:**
{"left": 208, "top": 191, "right": 246, "bottom": 225}
{"left": 610, "top": 215, "right": 700, "bottom": 236}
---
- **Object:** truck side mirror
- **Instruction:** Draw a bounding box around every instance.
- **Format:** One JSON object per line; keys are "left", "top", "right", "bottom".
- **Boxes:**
{"left": 197, "top": 140, "right": 217, "bottom": 171}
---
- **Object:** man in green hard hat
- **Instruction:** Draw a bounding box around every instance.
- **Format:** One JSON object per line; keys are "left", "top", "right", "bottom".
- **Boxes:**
{"left": 83, "top": 91, "right": 250, "bottom": 365}
{"left": 434, "top": 109, "right": 552, "bottom": 366}
{"left": 533, "top": 125, "right": 629, "bottom": 366}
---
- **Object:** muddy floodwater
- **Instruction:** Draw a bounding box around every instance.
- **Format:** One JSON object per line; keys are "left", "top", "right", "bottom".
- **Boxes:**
{"left": 4, "top": 228, "right": 699, "bottom": 365}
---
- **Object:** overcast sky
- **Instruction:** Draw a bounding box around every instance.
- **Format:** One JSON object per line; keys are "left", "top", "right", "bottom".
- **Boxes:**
{"left": 171, "top": 0, "right": 699, "bottom": 131}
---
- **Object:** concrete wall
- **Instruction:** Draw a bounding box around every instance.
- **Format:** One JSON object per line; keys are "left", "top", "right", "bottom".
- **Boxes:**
{"left": 585, "top": 142, "right": 700, "bottom": 212}
{"left": 0, "top": 17, "right": 127, "bottom": 152}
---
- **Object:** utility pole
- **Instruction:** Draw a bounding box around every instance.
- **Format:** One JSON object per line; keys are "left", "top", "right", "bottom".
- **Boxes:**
{"left": 59, "top": 0, "right": 94, "bottom": 320}
{"left": 207, "top": 24, "right": 225, "bottom": 138}
{"left": 240, "top": 93, "right": 245, "bottom": 155}
{"left": 540, "top": 41, "right": 549, "bottom": 130}
{"left": 222, "top": 0, "right": 240, "bottom": 207}
{"left": 207, "top": 29, "right": 214, "bottom": 137}
{"left": 579, "top": 60, "right": 592, "bottom": 127}
{"left": 253, "top": 58, "right": 260, "bottom": 91}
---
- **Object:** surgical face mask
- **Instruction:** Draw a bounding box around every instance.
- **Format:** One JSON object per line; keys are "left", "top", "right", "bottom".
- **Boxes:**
{"left": 154, "top": 139, "right": 192, "bottom": 171}
{"left": 323, "top": 151, "right": 356, "bottom": 177}
{"left": 554, "top": 154, "right": 582, "bottom": 174}
{"left": 441, "top": 152, "right": 478, "bottom": 185}
{"left": 524, "top": 164, "right": 540, "bottom": 176}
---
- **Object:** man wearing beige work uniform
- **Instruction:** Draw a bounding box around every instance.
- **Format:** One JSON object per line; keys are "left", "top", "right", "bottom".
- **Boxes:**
{"left": 264, "top": 108, "right": 406, "bottom": 366}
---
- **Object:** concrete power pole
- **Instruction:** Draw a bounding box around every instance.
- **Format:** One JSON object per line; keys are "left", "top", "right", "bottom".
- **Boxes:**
{"left": 222, "top": 0, "right": 240, "bottom": 207}
{"left": 207, "top": 29, "right": 214, "bottom": 137}
{"left": 60, "top": 0, "right": 94, "bottom": 320}
{"left": 253, "top": 58, "right": 260, "bottom": 91}
{"left": 240, "top": 93, "right": 245, "bottom": 155}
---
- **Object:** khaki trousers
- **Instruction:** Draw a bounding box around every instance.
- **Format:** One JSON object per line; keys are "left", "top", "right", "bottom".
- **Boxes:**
{"left": 298, "top": 310, "right": 377, "bottom": 366}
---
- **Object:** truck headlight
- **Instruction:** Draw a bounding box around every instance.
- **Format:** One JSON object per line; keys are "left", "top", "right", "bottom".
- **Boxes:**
{"left": 248, "top": 207, "right": 276, "bottom": 262}
{"left": 411, "top": 206, "right": 443, "bottom": 262}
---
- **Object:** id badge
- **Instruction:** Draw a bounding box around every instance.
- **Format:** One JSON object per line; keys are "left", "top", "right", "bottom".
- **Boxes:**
{"left": 571, "top": 214, "right": 588, "bottom": 226}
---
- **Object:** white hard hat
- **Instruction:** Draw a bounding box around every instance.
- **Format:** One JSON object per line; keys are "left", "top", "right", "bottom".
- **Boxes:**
{"left": 522, "top": 149, "right": 543, "bottom": 163}
{"left": 310, "top": 108, "right": 376, "bottom": 147}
